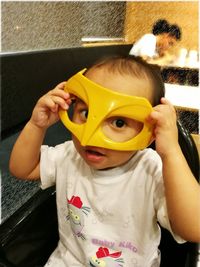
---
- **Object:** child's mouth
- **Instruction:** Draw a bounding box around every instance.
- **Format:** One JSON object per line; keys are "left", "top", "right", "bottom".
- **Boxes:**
{"left": 84, "top": 148, "right": 105, "bottom": 162}
{"left": 86, "top": 150, "right": 104, "bottom": 156}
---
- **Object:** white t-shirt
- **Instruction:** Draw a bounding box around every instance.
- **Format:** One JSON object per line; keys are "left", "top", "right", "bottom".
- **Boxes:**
{"left": 129, "top": 34, "right": 158, "bottom": 58}
{"left": 40, "top": 140, "right": 184, "bottom": 267}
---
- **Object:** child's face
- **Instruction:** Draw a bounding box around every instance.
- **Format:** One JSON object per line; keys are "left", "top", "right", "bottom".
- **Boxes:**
{"left": 72, "top": 68, "right": 153, "bottom": 170}
{"left": 157, "top": 33, "right": 177, "bottom": 55}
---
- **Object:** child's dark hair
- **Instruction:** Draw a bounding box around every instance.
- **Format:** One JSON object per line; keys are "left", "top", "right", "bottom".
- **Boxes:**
{"left": 152, "top": 19, "right": 169, "bottom": 35}
{"left": 152, "top": 19, "right": 181, "bottom": 40}
{"left": 169, "top": 24, "right": 181, "bottom": 40}
{"left": 85, "top": 55, "right": 165, "bottom": 106}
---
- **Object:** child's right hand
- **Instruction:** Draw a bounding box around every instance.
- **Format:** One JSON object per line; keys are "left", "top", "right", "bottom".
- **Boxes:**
{"left": 30, "top": 82, "right": 70, "bottom": 129}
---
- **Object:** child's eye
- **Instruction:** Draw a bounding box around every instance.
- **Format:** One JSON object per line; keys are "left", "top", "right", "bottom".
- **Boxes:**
{"left": 112, "top": 118, "right": 126, "bottom": 128}
{"left": 80, "top": 109, "right": 88, "bottom": 120}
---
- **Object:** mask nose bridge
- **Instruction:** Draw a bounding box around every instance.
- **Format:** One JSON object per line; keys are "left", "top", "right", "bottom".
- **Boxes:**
{"left": 80, "top": 88, "right": 116, "bottom": 146}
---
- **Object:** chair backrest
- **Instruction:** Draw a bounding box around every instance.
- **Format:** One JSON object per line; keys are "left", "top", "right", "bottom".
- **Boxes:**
{"left": 177, "top": 120, "right": 199, "bottom": 180}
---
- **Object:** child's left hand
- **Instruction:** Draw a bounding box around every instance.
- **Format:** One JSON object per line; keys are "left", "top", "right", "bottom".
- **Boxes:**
{"left": 147, "top": 98, "right": 179, "bottom": 159}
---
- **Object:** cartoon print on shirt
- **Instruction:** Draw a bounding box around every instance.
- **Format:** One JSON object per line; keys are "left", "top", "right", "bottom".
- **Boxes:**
{"left": 67, "top": 195, "right": 90, "bottom": 240}
{"left": 89, "top": 247, "right": 124, "bottom": 267}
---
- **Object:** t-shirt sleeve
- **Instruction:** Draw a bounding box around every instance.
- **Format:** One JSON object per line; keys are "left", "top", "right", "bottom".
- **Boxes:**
{"left": 40, "top": 145, "right": 57, "bottom": 189}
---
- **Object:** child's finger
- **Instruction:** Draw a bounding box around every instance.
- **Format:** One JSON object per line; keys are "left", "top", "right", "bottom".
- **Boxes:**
{"left": 48, "top": 89, "right": 69, "bottom": 100}
{"left": 48, "top": 82, "right": 70, "bottom": 99}
{"left": 39, "top": 96, "right": 57, "bottom": 112}
{"left": 38, "top": 95, "right": 67, "bottom": 112}
{"left": 160, "top": 97, "right": 169, "bottom": 104}
{"left": 55, "top": 81, "right": 67, "bottom": 90}
{"left": 148, "top": 110, "right": 163, "bottom": 124}
{"left": 49, "top": 95, "right": 69, "bottom": 110}
{"left": 160, "top": 97, "right": 175, "bottom": 110}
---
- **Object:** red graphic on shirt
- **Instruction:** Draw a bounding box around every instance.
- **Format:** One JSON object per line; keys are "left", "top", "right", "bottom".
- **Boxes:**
{"left": 89, "top": 247, "right": 124, "bottom": 266}
{"left": 96, "top": 247, "right": 122, "bottom": 258}
{"left": 68, "top": 196, "right": 83, "bottom": 208}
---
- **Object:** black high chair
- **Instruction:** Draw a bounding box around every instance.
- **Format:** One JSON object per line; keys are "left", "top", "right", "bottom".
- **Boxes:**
{"left": 0, "top": 121, "right": 199, "bottom": 267}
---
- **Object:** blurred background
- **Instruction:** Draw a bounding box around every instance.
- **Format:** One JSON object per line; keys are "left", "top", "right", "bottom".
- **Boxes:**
{"left": 1, "top": 1, "right": 198, "bottom": 56}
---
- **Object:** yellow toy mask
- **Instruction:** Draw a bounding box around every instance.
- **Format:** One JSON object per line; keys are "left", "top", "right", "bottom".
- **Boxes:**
{"left": 59, "top": 69, "right": 153, "bottom": 151}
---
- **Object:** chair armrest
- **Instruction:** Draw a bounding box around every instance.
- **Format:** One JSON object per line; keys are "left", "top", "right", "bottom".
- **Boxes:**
{"left": 0, "top": 187, "right": 59, "bottom": 267}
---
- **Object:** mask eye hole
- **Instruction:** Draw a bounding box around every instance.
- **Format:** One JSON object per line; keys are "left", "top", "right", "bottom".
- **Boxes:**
{"left": 102, "top": 116, "right": 143, "bottom": 142}
{"left": 67, "top": 94, "right": 88, "bottom": 124}
{"left": 66, "top": 94, "right": 77, "bottom": 121}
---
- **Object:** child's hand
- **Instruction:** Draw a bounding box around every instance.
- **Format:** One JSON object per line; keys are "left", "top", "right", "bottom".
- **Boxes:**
{"left": 30, "top": 82, "right": 70, "bottom": 129}
{"left": 147, "top": 98, "right": 179, "bottom": 159}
